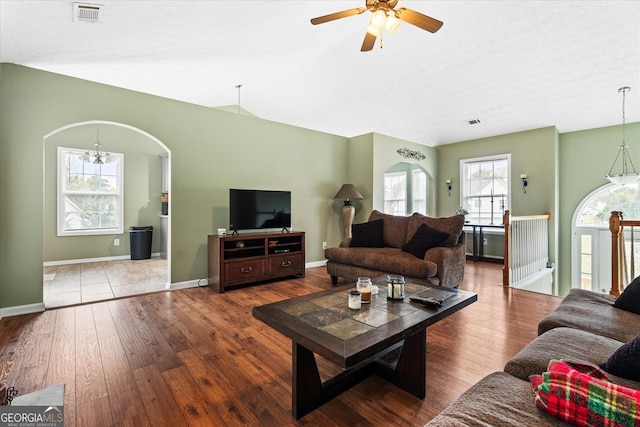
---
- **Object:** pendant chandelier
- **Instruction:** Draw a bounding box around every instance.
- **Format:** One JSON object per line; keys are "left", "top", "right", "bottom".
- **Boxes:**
{"left": 80, "top": 129, "right": 115, "bottom": 164}
{"left": 605, "top": 86, "right": 638, "bottom": 185}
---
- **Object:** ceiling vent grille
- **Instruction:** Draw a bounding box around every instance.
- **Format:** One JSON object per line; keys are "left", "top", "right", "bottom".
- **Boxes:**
{"left": 465, "top": 118, "right": 482, "bottom": 126}
{"left": 73, "top": 3, "right": 101, "bottom": 22}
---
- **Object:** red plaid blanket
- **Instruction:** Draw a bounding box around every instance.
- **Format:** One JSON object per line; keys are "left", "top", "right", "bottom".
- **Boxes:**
{"left": 530, "top": 360, "right": 640, "bottom": 426}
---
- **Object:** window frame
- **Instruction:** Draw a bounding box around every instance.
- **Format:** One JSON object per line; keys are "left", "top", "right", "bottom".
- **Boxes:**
{"left": 459, "top": 153, "right": 511, "bottom": 225}
{"left": 57, "top": 146, "right": 124, "bottom": 236}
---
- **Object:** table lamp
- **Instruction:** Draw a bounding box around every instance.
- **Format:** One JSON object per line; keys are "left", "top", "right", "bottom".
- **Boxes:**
{"left": 333, "top": 184, "right": 364, "bottom": 239}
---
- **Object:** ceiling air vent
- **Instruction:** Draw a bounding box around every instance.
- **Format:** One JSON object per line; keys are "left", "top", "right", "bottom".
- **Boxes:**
{"left": 465, "top": 118, "right": 482, "bottom": 126}
{"left": 73, "top": 3, "right": 102, "bottom": 23}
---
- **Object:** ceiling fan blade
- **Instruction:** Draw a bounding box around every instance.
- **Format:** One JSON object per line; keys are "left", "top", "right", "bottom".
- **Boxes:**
{"left": 310, "top": 8, "right": 366, "bottom": 25}
{"left": 361, "top": 31, "right": 377, "bottom": 52}
{"left": 395, "top": 7, "right": 443, "bottom": 33}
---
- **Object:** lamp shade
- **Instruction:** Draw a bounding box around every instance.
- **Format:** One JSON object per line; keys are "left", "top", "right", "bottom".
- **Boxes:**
{"left": 333, "top": 184, "right": 364, "bottom": 201}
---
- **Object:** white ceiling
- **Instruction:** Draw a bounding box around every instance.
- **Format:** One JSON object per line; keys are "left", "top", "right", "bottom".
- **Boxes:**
{"left": 1, "top": 1, "right": 639, "bottom": 146}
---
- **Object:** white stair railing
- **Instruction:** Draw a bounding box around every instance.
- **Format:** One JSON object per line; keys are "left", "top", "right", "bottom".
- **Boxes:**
{"left": 503, "top": 210, "right": 551, "bottom": 288}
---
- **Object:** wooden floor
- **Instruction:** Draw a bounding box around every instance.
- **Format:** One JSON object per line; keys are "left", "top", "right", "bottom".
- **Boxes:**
{"left": 0, "top": 262, "right": 562, "bottom": 426}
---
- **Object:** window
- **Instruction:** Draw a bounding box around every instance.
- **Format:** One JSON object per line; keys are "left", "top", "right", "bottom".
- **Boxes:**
{"left": 572, "top": 182, "right": 640, "bottom": 292}
{"left": 412, "top": 169, "right": 427, "bottom": 215}
{"left": 57, "top": 146, "right": 124, "bottom": 236}
{"left": 460, "top": 154, "right": 510, "bottom": 224}
{"left": 384, "top": 171, "right": 407, "bottom": 215}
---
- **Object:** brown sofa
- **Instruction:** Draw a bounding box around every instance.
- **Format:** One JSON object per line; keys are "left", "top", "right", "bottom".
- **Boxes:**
{"left": 324, "top": 210, "right": 466, "bottom": 287}
{"left": 425, "top": 289, "right": 640, "bottom": 426}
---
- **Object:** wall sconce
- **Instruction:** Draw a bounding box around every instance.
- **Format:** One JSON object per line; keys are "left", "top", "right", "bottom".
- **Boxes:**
{"left": 521, "top": 174, "right": 528, "bottom": 193}
{"left": 445, "top": 179, "right": 452, "bottom": 196}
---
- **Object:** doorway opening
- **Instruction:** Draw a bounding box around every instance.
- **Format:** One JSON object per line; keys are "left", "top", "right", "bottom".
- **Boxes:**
{"left": 43, "top": 121, "right": 171, "bottom": 308}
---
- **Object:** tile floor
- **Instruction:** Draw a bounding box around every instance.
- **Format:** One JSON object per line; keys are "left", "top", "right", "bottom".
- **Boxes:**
{"left": 43, "top": 258, "right": 168, "bottom": 308}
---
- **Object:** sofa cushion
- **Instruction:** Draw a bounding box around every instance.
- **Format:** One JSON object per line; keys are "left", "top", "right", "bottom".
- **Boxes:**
{"left": 350, "top": 219, "right": 384, "bottom": 248}
{"left": 538, "top": 288, "right": 640, "bottom": 343}
{"left": 600, "top": 334, "right": 640, "bottom": 382}
{"left": 406, "top": 213, "right": 464, "bottom": 247}
{"left": 368, "top": 210, "right": 410, "bottom": 248}
{"left": 402, "top": 224, "right": 449, "bottom": 259}
{"left": 505, "top": 327, "right": 625, "bottom": 382}
{"left": 614, "top": 275, "right": 640, "bottom": 315}
{"left": 424, "top": 371, "right": 568, "bottom": 427}
{"left": 323, "top": 247, "right": 437, "bottom": 279}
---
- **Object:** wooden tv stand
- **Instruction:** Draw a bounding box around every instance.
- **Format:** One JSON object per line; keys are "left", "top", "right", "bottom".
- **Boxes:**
{"left": 207, "top": 231, "right": 305, "bottom": 293}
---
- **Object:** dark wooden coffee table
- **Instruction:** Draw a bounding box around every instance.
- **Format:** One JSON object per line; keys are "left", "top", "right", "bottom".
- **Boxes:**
{"left": 252, "top": 276, "right": 477, "bottom": 419}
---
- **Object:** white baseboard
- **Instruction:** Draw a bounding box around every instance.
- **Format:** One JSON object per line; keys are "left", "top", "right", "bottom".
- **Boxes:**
{"left": 306, "top": 260, "right": 327, "bottom": 269}
{"left": 0, "top": 302, "right": 46, "bottom": 320}
{"left": 170, "top": 279, "right": 203, "bottom": 291}
{"left": 44, "top": 253, "right": 162, "bottom": 267}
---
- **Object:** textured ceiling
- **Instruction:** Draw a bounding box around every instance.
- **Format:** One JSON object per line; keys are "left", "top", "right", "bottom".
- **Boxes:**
{"left": 1, "top": 1, "right": 639, "bottom": 146}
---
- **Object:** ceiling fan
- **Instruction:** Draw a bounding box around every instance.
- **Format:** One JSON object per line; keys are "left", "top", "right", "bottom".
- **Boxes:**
{"left": 310, "top": 0, "right": 443, "bottom": 52}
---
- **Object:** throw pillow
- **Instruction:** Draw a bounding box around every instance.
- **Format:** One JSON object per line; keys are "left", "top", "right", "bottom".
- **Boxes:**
{"left": 614, "top": 275, "right": 640, "bottom": 314}
{"left": 402, "top": 223, "right": 450, "bottom": 259}
{"left": 599, "top": 334, "right": 640, "bottom": 382}
{"left": 350, "top": 219, "right": 385, "bottom": 248}
{"left": 531, "top": 359, "right": 640, "bottom": 426}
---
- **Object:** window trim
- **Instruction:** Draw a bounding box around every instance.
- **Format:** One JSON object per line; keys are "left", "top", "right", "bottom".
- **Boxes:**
{"left": 57, "top": 146, "right": 124, "bottom": 236}
{"left": 459, "top": 153, "right": 511, "bottom": 224}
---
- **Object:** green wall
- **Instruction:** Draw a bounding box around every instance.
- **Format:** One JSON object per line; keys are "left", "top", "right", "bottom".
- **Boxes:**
{"left": 438, "top": 123, "right": 640, "bottom": 296}
{"left": 558, "top": 123, "right": 640, "bottom": 295}
{"left": 343, "top": 133, "right": 438, "bottom": 228}
{"left": 2, "top": 63, "right": 639, "bottom": 310}
{"left": 44, "top": 123, "right": 167, "bottom": 260}
{"left": 372, "top": 133, "right": 438, "bottom": 216}
{"left": 0, "top": 64, "right": 349, "bottom": 309}
{"left": 436, "top": 127, "right": 559, "bottom": 288}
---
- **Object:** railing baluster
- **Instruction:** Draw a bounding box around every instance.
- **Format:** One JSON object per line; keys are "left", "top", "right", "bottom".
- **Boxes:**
{"left": 503, "top": 212, "right": 551, "bottom": 288}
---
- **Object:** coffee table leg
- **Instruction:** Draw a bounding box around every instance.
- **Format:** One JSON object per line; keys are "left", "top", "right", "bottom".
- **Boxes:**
{"left": 291, "top": 331, "right": 426, "bottom": 419}
{"left": 375, "top": 328, "right": 426, "bottom": 398}
{"left": 292, "top": 341, "right": 322, "bottom": 419}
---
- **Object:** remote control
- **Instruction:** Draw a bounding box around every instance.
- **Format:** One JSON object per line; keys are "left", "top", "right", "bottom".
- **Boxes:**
{"left": 410, "top": 296, "right": 442, "bottom": 306}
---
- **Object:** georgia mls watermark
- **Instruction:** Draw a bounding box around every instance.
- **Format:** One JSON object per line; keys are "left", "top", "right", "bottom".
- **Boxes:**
{"left": 0, "top": 405, "right": 64, "bottom": 427}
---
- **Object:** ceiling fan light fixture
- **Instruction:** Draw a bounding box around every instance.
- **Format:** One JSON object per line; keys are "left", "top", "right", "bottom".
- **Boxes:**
{"left": 605, "top": 86, "right": 639, "bottom": 185}
{"left": 370, "top": 9, "right": 387, "bottom": 28}
{"left": 385, "top": 15, "right": 400, "bottom": 34}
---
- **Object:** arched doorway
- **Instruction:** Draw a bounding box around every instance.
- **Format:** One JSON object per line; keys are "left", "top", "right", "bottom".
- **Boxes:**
{"left": 43, "top": 121, "right": 171, "bottom": 308}
{"left": 572, "top": 182, "right": 640, "bottom": 293}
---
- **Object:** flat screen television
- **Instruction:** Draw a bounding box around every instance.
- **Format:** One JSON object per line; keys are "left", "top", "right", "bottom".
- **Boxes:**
{"left": 229, "top": 189, "right": 291, "bottom": 232}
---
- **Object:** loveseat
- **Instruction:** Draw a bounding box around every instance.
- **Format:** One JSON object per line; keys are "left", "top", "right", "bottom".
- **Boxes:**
{"left": 325, "top": 210, "right": 466, "bottom": 287}
{"left": 425, "top": 286, "right": 640, "bottom": 426}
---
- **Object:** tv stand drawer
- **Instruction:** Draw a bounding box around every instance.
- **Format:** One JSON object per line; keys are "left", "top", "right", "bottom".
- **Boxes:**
{"left": 225, "top": 259, "right": 266, "bottom": 282}
{"left": 268, "top": 254, "right": 303, "bottom": 276}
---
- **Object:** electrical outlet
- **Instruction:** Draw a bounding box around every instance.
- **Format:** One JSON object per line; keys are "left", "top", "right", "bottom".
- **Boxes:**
{"left": 483, "top": 238, "right": 487, "bottom": 246}
{"left": 114, "top": 238, "right": 120, "bottom": 246}
{"left": 322, "top": 241, "right": 328, "bottom": 249}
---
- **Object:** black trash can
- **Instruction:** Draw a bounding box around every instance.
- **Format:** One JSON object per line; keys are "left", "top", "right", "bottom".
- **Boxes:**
{"left": 129, "top": 226, "right": 153, "bottom": 260}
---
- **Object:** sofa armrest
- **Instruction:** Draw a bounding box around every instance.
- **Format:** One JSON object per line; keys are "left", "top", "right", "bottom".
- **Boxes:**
{"left": 339, "top": 238, "right": 352, "bottom": 248}
{"left": 424, "top": 242, "right": 466, "bottom": 288}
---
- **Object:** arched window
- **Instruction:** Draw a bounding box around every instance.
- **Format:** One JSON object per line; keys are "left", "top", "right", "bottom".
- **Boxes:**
{"left": 572, "top": 183, "right": 640, "bottom": 293}
{"left": 383, "top": 163, "right": 429, "bottom": 216}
